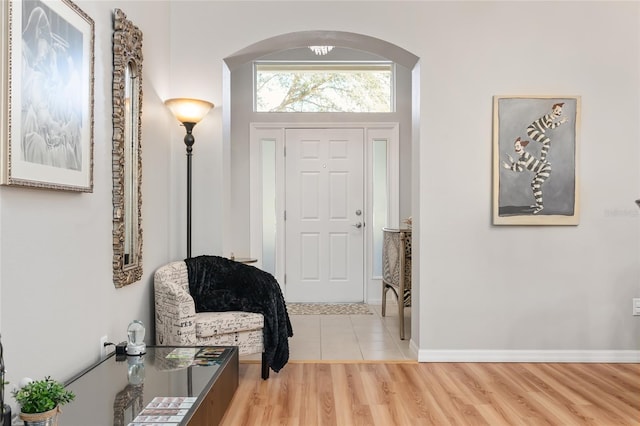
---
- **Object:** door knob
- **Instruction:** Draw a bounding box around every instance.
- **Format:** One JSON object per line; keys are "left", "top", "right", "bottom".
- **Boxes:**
{"left": 352, "top": 222, "right": 363, "bottom": 229}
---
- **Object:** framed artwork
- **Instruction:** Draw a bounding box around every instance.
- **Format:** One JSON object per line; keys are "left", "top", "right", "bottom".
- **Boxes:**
{"left": 493, "top": 95, "right": 581, "bottom": 225}
{"left": 0, "top": 0, "right": 94, "bottom": 192}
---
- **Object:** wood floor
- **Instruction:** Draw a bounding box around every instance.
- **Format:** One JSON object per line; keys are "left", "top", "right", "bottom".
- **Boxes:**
{"left": 220, "top": 361, "right": 640, "bottom": 426}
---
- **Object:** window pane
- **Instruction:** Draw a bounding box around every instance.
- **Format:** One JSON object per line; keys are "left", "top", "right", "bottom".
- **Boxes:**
{"left": 372, "top": 139, "right": 388, "bottom": 277}
{"left": 255, "top": 62, "right": 393, "bottom": 112}
{"left": 262, "top": 139, "right": 277, "bottom": 275}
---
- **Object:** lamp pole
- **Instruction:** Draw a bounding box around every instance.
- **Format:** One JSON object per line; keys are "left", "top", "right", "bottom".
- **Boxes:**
{"left": 183, "top": 122, "right": 196, "bottom": 259}
{"left": 164, "top": 98, "right": 214, "bottom": 259}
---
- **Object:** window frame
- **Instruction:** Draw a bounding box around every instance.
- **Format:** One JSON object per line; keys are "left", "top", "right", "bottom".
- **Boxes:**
{"left": 253, "top": 60, "right": 396, "bottom": 113}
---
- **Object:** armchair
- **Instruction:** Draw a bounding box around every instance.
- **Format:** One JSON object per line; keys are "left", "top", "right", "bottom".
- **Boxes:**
{"left": 154, "top": 260, "right": 269, "bottom": 379}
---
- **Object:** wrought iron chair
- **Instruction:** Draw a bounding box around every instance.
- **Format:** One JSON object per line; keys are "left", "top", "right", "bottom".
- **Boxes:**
{"left": 381, "top": 227, "right": 412, "bottom": 340}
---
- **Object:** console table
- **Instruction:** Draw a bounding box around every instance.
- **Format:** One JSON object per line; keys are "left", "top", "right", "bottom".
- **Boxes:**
{"left": 52, "top": 346, "right": 238, "bottom": 426}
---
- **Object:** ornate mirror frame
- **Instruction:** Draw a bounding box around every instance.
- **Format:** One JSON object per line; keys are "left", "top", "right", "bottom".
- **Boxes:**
{"left": 113, "top": 383, "right": 144, "bottom": 425}
{"left": 112, "top": 9, "right": 143, "bottom": 287}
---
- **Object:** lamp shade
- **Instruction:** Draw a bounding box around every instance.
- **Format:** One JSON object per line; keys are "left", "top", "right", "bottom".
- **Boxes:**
{"left": 164, "top": 98, "right": 214, "bottom": 124}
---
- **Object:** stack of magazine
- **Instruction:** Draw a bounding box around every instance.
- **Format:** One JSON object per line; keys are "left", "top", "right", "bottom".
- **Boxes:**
{"left": 128, "top": 396, "right": 196, "bottom": 426}
{"left": 164, "top": 347, "right": 226, "bottom": 367}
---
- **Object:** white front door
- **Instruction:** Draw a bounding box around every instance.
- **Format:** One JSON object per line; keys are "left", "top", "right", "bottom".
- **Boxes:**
{"left": 285, "top": 128, "right": 365, "bottom": 302}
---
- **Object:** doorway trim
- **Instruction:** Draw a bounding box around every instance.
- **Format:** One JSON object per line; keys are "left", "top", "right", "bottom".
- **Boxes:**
{"left": 249, "top": 122, "right": 399, "bottom": 303}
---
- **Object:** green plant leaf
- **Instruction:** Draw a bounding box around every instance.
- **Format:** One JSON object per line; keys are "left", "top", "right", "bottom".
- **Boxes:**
{"left": 11, "top": 377, "right": 74, "bottom": 414}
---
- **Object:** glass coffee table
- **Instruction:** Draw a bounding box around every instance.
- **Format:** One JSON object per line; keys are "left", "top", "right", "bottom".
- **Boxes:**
{"left": 59, "top": 346, "right": 238, "bottom": 426}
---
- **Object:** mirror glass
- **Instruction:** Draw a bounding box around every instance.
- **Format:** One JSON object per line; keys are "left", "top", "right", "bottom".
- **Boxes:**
{"left": 113, "top": 9, "right": 143, "bottom": 287}
{"left": 123, "top": 62, "right": 139, "bottom": 267}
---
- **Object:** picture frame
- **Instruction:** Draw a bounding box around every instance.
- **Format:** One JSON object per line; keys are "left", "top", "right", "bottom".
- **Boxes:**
{"left": 493, "top": 95, "right": 581, "bottom": 225}
{"left": 0, "top": 0, "right": 94, "bottom": 192}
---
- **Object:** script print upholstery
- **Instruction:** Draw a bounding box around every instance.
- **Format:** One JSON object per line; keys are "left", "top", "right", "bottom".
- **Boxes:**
{"left": 154, "top": 261, "right": 264, "bottom": 355}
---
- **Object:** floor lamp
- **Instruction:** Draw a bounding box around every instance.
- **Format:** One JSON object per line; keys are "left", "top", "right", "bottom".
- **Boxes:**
{"left": 164, "top": 98, "right": 214, "bottom": 259}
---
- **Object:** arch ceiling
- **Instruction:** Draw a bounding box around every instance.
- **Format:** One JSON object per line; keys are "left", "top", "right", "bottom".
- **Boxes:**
{"left": 224, "top": 30, "right": 419, "bottom": 70}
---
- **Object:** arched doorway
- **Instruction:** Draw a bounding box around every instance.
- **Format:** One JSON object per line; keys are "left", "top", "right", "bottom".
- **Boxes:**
{"left": 221, "top": 31, "right": 419, "bottom": 305}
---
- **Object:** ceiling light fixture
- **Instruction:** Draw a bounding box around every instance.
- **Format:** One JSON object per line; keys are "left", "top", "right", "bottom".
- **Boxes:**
{"left": 308, "top": 45, "right": 334, "bottom": 55}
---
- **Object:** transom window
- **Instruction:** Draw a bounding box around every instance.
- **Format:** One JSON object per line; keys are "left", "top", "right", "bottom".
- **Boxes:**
{"left": 255, "top": 62, "right": 394, "bottom": 113}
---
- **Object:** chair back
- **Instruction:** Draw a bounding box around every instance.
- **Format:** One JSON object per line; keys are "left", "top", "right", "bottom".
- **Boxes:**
{"left": 382, "top": 228, "right": 412, "bottom": 305}
{"left": 154, "top": 260, "right": 190, "bottom": 293}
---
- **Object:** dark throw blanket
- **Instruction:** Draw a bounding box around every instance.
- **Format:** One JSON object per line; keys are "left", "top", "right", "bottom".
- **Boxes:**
{"left": 185, "top": 255, "right": 293, "bottom": 372}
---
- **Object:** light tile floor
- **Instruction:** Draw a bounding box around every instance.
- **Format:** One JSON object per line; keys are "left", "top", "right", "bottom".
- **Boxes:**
{"left": 241, "top": 303, "right": 414, "bottom": 362}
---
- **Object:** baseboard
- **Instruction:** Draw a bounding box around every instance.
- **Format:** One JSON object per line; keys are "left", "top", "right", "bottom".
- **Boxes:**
{"left": 409, "top": 339, "right": 420, "bottom": 358}
{"left": 418, "top": 349, "right": 640, "bottom": 363}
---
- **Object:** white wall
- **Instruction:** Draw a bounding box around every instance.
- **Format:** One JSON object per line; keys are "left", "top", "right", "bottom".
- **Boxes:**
{"left": 1, "top": 1, "right": 639, "bottom": 416}
{"left": 0, "top": 0, "right": 174, "bottom": 412}
{"left": 417, "top": 1, "right": 640, "bottom": 360}
{"left": 168, "top": 1, "right": 640, "bottom": 360}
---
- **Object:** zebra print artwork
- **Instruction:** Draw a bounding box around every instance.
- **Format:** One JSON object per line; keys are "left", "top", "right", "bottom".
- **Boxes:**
{"left": 503, "top": 138, "right": 552, "bottom": 214}
{"left": 526, "top": 103, "right": 568, "bottom": 162}
{"left": 493, "top": 96, "right": 580, "bottom": 225}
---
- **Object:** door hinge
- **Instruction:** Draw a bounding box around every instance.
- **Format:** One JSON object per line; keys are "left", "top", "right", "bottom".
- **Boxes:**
{"left": 284, "top": 210, "right": 286, "bottom": 221}
{"left": 284, "top": 274, "right": 287, "bottom": 284}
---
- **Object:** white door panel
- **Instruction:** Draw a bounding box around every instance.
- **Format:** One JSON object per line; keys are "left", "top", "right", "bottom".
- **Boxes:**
{"left": 285, "top": 128, "right": 364, "bottom": 302}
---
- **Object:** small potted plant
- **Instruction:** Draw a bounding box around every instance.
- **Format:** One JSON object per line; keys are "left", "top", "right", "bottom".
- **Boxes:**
{"left": 12, "top": 377, "right": 74, "bottom": 426}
